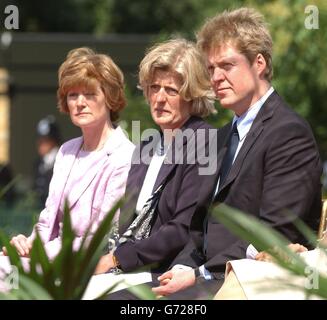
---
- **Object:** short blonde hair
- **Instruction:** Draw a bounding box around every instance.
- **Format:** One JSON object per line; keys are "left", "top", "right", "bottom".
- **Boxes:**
{"left": 138, "top": 38, "right": 216, "bottom": 118}
{"left": 197, "top": 7, "right": 273, "bottom": 82}
{"left": 57, "top": 47, "right": 126, "bottom": 121}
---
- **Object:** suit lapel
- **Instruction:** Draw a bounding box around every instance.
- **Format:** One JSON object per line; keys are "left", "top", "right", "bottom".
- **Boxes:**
{"left": 152, "top": 134, "right": 179, "bottom": 192}
{"left": 67, "top": 152, "right": 108, "bottom": 209}
{"left": 119, "top": 135, "right": 157, "bottom": 233}
{"left": 152, "top": 163, "right": 175, "bottom": 192}
{"left": 53, "top": 138, "right": 83, "bottom": 211}
{"left": 68, "top": 126, "right": 131, "bottom": 210}
{"left": 217, "top": 92, "right": 278, "bottom": 193}
{"left": 152, "top": 116, "right": 205, "bottom": 191}
{"left": 222, "top": 123, "right": 263, "bottom": 189}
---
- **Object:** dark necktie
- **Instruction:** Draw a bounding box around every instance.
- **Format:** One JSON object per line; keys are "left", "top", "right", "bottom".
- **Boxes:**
{"left": 203, "top": 122, "right": 239, "bottom": 256}
{"left": 218, "top": 121, "right": 240, "bottom": 192}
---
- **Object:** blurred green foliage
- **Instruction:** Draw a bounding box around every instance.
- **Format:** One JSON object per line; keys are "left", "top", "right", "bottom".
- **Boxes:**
{"left": 0, "top": 200, "right": 118, "bottom": 299}
{"left": 0, "top": 193, "right": 39, "bottom": 243}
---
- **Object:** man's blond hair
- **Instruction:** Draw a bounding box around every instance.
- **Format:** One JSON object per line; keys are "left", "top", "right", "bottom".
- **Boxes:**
{"left": 197, "top": 7, "right": 273, "bottom": 82}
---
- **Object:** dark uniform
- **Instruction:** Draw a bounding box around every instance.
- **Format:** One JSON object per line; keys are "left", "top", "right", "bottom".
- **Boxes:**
{"left": 0, "top": 163, "right": 16, "bottom": 206}
{"left": 33, "top": 115, "right": 61, "bottom": 207}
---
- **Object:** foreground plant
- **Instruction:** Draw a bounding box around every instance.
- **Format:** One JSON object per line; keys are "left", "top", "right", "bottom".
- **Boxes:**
{"left": 0, "top": 200, "right": 121, "bottom": 300}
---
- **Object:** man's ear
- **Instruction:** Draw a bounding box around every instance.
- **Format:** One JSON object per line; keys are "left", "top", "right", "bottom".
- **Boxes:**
{"left": 255, "top": 53, "right": 267, "bottom": 79}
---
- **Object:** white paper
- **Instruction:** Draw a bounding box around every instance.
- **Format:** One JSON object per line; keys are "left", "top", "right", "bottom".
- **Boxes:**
{"left": 82, "top": 271, "right": 152, "bottom": 300}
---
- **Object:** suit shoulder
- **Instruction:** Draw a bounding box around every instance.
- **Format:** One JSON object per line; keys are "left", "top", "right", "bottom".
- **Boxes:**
{"left": 188, "top": 117, "right": 215, "bottom": 130}
{"left": 197, "top": 120, "right": 215, "bottom": 130}
{"left": 273, "top": 102, "right": 313, "bottom": 133}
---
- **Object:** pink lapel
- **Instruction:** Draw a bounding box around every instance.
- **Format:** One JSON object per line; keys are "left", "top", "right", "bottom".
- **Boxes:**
{"left": 44, "top": 137, "right": 83, "bottom": 241}
{"left": 65, "top": 150, "right": 108, "bottom": 210}
{"left": 64, "top": 126, "right": 129, "bottom": 210}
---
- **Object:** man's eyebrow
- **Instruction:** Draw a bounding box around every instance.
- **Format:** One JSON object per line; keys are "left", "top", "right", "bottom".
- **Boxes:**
{"left": 208, "top": 56, "right": 235, "bottom": 66}
{"left": 218, "top": 56, "right": 235, "bottom": 63}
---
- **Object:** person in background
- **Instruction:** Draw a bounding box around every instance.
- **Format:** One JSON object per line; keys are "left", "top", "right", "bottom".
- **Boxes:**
{"left": 33, "top": 115, "right": 61, "bottom": 208}
{"left": 2, "top": 47, "right": 135, "bottom": 260}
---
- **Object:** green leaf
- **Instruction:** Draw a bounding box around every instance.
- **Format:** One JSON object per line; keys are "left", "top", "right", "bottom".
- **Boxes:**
{"left": 92, "top": 280, "right": 124, "bottom": 300}
{"left": 0, "top": 195, "right": 128, "bottom": 299}
{"left": 0, "top": 230, "right": 24, "bottom": 274}
{"left": 29, "top": 231, "right": 56, "bottom": 297}
{"left": 293, "top": 217, "right": 319, "bottom": 248}
{"left": 127, "top": 283, "right": 157, "bottom": 300}
{"left": 71, "top": 199, "right": 124, "bottom": 299}
{"left": 17, "top": 275, "right": 53, "bottom": 300}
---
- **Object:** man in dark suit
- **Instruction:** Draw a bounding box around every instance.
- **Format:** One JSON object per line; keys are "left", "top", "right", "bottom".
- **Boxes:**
{"left": 152, "top": 7, "right": 322, "bottom": 299}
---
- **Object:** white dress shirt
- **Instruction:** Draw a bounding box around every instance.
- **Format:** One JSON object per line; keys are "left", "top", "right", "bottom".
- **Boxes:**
{"left": 136, "top": 141, "right": 169, "bottom": 213}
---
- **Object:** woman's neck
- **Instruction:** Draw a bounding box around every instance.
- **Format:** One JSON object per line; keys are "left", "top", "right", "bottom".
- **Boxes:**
{"left": 81, "top": 120, "right": 114, "bottom": 152}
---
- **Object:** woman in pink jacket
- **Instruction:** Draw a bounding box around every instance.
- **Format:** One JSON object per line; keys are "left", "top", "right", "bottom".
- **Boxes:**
{"left": 2, "top": 47, "right": 135, "bottom": 260}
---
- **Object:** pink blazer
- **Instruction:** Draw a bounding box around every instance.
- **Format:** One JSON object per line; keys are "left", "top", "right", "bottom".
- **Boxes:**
{"left": 29, "top": 126, "right": 135, "bottom": 259}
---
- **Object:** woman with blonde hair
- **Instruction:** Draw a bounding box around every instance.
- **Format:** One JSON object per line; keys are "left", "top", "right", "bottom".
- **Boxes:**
{"left": 94, "top": 38, "right": 216, "bottom": 284}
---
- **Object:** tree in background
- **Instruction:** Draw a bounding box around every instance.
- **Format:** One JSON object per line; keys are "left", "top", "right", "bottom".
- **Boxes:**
{"left": 1, "top": 0, "right": 111, "bottom": 33}
{"left": 257, "top": 0, "right": 327, "bottom": 159}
